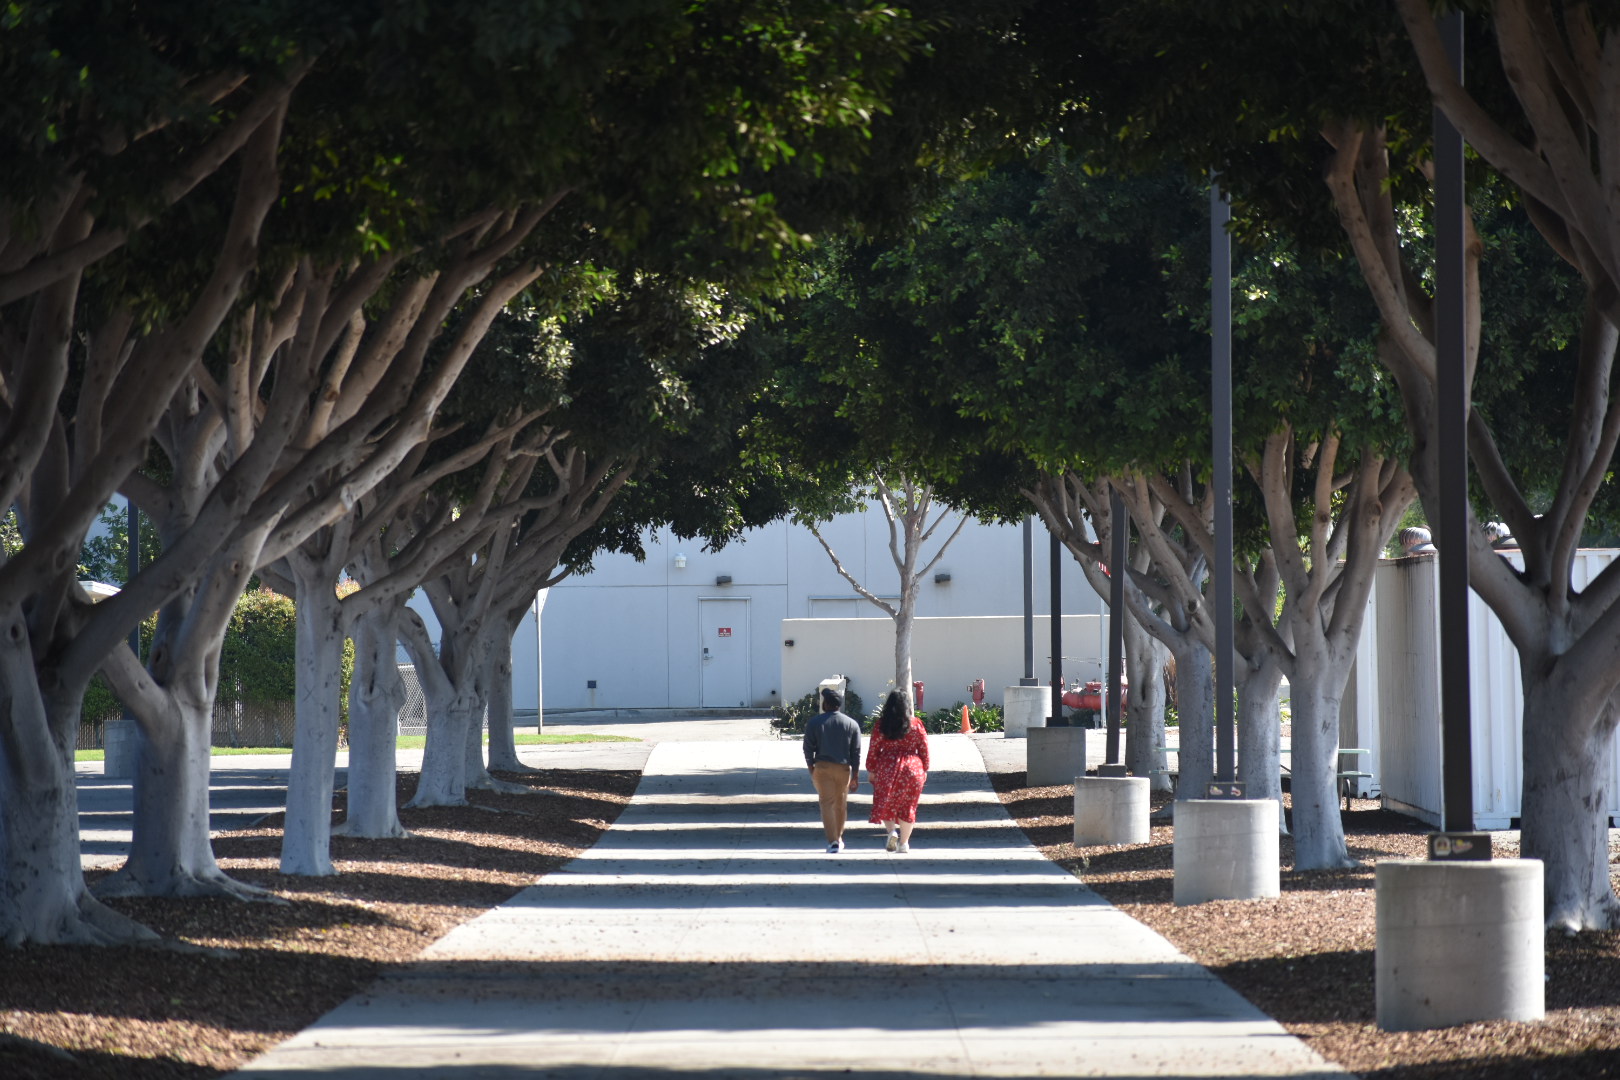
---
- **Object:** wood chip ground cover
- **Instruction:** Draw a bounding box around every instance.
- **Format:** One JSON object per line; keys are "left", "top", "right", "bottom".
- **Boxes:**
{"left": 989, "top": 766, "right": 1620, "bottom": 1079}
{"left": 0, "top": 769, "right": 638, "bottom": 1079}
{"left": 7, "top": 758, "right": 1620, "bottom": 1077}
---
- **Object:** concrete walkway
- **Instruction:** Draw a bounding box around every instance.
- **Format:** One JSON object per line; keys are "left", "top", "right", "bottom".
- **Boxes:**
{"left": 235, "top": 733, "right": 1351, "bottom": 1079}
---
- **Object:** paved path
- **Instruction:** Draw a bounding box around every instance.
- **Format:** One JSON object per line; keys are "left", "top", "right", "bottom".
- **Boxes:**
{"left": 73, "top": 714, "right": 733, "bottom": 868}
{"left": 234, "top": 733, "right": 1350, "bottom": 1079}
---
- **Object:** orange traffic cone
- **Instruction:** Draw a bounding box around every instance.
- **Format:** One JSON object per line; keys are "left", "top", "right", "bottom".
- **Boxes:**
{"left": 960, "top": 705, "right": 972, "bottom": 734}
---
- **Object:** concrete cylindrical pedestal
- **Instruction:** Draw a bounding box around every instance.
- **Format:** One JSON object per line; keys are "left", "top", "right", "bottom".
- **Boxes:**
{"left": 1172, "top": 798, "right": 1279, "bottom": 905}
{"left": 1376, "top": 859, "right": 1544, "bottom": 1031}
{"left": 103, "top": 716, "right": 139, "bottom": 779}
{"left": 1027, "top": 727, "right": 1087, "bottom": 787}
{"left": 1002, "top": 685, "right": 1049, "bottom": 738}
{"left": 1074, "top": 776, "right": 1150, "bottom": 846}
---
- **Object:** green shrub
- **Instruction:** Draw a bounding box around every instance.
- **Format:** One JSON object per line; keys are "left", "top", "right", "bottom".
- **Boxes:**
{"left": 81, "top": 674, "right": 124, "bottom": 725}
{"left": 82, "top": 587, "right": 354, "bottom": 743}
{"left": 769, "top": 686, "right": 865, "bottom": 737}
{"left": 217, "top": 587, "right": 354, "bottom": 736}
{"left": 919, "top": 701, "right": 1003, "bottom": 733}
{"left": 219, "top": 588, "right": 299, "bottom": 704}
{"left": 772, "top": 692, "right": 1003, "bottom": 737}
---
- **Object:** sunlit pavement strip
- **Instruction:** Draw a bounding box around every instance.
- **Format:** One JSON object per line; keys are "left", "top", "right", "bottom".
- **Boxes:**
{"left": 235, "top": 734, "right": 1351, "bottom": 1078}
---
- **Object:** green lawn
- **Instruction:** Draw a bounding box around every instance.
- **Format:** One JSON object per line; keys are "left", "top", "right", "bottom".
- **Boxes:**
{"left": 75, "top": 731, "right": 639, "bottom": 762}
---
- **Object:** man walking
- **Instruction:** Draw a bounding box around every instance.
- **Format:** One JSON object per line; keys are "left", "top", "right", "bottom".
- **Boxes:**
{"left": 803, "top": 688, "right": 862, "bottom": 853}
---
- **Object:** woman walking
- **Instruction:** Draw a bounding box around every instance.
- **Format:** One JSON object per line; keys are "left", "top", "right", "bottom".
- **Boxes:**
{"left": 866, "top": 690, "right": 930, "bottom": 852}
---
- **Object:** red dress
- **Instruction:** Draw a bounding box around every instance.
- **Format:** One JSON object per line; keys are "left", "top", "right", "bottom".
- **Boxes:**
{"left": 866, "top": 718, "right": 930, "bottom": 823}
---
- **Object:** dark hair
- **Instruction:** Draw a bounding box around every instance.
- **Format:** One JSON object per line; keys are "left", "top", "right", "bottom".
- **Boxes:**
{"left": 820, "top": 688, "right": 842, "bottom": 712}
{"left": 878, "top": 690, "right": 909, "bottom": 740}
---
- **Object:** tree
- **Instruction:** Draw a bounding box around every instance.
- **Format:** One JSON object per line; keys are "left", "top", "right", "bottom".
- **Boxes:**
{"left": 1, "top": 0, "right": 998, "bottom": 944}
{"left": 1388, "top": 1, "right": 1620, "bottom": 929}
{"left": 76, "top": 502, "right": 162, "bottom": 585}
{"left": 1057, "top": 0, "right": 1620, "bottom": 925}
{"left": 775, "top": 149, "right": 1416, "bottom": 866}
{"left": 402, "top": 269, "right": 806, "bottom": 806}
{"left": 804, "top": 471, "right": 968, "bottom": 707}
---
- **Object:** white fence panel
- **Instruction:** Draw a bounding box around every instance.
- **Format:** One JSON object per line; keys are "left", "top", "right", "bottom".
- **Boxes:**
{"left": 1354, "top": 549, "right": 1620, "bottom": 829}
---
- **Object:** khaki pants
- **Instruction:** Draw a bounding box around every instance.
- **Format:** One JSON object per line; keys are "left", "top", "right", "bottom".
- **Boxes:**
{"left": 811, "top": 761, "right": 853, "bottom": 843}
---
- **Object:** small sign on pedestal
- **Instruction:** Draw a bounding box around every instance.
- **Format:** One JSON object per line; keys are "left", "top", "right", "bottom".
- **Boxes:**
{"left": 1205, "top": 780, "right": 1246, "bottom": 799}
{"left": 1428, "top": 832, "right": 1492, "bottom": 861}
{"left": 1096, "top": 763, "right": 1128, "bottom": 778}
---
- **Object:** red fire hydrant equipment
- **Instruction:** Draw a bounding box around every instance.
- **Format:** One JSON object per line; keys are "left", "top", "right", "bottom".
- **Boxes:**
{"left": 912, "top": 681, "right": 925, "bottom": 711}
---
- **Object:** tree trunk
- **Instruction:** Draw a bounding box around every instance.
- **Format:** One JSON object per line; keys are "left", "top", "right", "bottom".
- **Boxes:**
{"left": 1236, "top": 658, "right": 1285, "bottom": 825}
{"left": 97, "top": 686, "right": 261, "bottom": 899}
{"left": 1283, "top": 615, "right": 1360, "bottom": 867}
{"left": 894, "top": 589, "right": 916, "bottom": 709}
{"left": 101, "top": 536, "right": 276, "bottom": 900}
{"left": 337, "top": 605, "right": 408, "bottom": 839}
{"left": 1123, "top": 615, "right": 1171, "bottom": 791}
{"left": 0, "top": 633, "right": 154, "bottom": 944}
{"left": 1521, "top": 678, "right": 1620, "bottom": 931}
{"left": 408, "top": 675, "right": 475, "bottom": 808}
{"left": 462, "top": 636, "right": 526, "bottom": 794}
{"left": 1171, "top": 638, "right": 1214, "bottom": 802}
{"left": 1286, "top": 634, "right": 1354, "bottom": 869}
{"left": 280, "top": 567, "right": 345, "bottom": 876}
{"left": 484, "top": 605, "right": 537, "bottom": 773}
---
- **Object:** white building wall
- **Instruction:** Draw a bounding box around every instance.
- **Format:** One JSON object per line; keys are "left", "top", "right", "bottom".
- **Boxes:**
{"left": 781, "top": 614, "right": 1107, "bottom": 713}
{"left": 1350, "top": 549, "right": 1620, "bottom": 829}
{"left": 405, "top": 595, "right": 541, "bottom": 714}
{"left": 540, "top": 509, "right": 1104, "bottom": 710}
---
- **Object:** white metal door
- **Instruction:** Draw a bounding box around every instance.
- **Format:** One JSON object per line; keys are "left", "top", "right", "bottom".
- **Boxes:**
{"left": 699, "top": 598, "right": 750, "bottom": 707}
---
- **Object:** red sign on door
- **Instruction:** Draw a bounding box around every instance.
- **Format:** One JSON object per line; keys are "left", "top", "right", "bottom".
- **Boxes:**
{"left": 717, "top": 627, "right": 732, "bottom": 637}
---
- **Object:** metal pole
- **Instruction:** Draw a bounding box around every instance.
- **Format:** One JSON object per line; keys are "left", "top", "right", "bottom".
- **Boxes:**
{"left": 122, "top": 498, "right": 141, "bottom": 732}
{"left": 534, "top": 590, "right": 545, "bottom": 735}
{"left": 1211, "top": 180, "right": 1236, "bottom": 784}
{"left": 1020, "top": 516, "right": 1037, "bottom": 685}
{"left": 1105, "top": 488, "right": 1126, "bottom": 764}
{"left": 125, "top": 498, "right": 140, "bottom": 657}
{"left": 1050, "top": 530, "right": 1063, "bottom": 721}
{"left": 1435, "top": 12, "right": 1475, "bottom": 837}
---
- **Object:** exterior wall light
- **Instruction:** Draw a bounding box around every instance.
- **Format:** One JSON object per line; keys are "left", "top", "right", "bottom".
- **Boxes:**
{"left": 715, "top": 574, "right": 732, "bottom": 586}
{"left": 934, "top": 572, "right": 951, "bottom": 584}
{"left": 674, "top": 553, "right": 687, "bottom": 568}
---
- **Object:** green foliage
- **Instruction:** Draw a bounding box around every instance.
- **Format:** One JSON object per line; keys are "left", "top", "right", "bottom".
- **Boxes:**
{"left": 81, "top": 674, "right": 125, "bottom": 726}
{"left": 768, "top": 686, "right": 866, "bottom": 738}
{"left": 81, "top": 588, "right": 353, "bottom": 732}
{"left": 218, "top": 589, "right": 298, "bottom": 705}
{"left": 769, "top": 690, "right": 1001, "bottom": 736}
{"left": 763, "top": 149, "right": 1397, "bottom": 562}
{"left": 1, "top": 509, "right": 20, "bottom": 559}
{"left": 922, "top": 702, "right": 1003, "bottom": 733}
{"left": 218, "top": 588, "right": 353, "bottom": 723}
{"left": 77, "top": 502, "right": 163, "bottom": 584}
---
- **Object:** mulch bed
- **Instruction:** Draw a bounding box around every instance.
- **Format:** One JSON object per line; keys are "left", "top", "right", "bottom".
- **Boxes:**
{"left": 988, "top": 766, "right": 1620, "bottom": 1079}
{"left": 10, "top": 754, "right": 1620, "bottom": 1078}
{"left": 0, "top": 768, "right": 639, "bottom": 1079}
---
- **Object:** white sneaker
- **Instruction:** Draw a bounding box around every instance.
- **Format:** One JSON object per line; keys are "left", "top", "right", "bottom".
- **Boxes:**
{"left": 826, "top": 840, "right": 844, "bottom": 853}
{"left": 896, "top": 842, "right": 910, "bottom": 853}
{"left": 885, "top": 832, "right": 899, "bottom": 852}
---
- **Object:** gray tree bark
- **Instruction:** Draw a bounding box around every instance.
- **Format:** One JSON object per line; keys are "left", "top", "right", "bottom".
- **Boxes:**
{"left": 0, "top": 630, "right": 154, "bottom": 944}
{"left": 337, "top": 602, "right": 409, "bottom": 839}
{"left": 1123, "top": 616, "right": 1171, "bottom": 790}
{"left": 277, "top": 539, "right": 352, "bottom": 876}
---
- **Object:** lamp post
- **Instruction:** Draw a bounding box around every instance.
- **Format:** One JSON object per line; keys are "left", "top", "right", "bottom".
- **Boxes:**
{"left": 1211, "top": 180, "right": 1235, "bottom": 786}
{"left": 1374, "top": 13, "right": 1541, "bottom": 1032}
{"left": 1049, "top": 532, "right": 1063, "bottom": 721}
